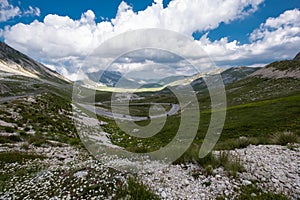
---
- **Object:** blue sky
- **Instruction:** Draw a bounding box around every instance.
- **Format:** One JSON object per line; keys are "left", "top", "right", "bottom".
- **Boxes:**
{"left": 0, "top": 0, "right": 299, "bottom": 79}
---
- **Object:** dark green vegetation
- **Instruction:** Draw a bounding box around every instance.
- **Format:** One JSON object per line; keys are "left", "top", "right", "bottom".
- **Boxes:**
{"left": 234, "top": 184, "right": 290, "bottom": 200}
{"left": 114, "top": 177, "right": 160, "bottom": 200}
{"left": 101, "top": 114, "right": 180, "bottom": 153}
{"left": 0, "top": 151, "right": 45, "bottom": 164}
{"left": 0, "top": 92, "right": 82, "bottom": 147}
{"left": 271, "top": 131, "right": 299, "bottom": 146}
{"left": 0, "top": 151, "right": 46, "bottom": 192}
{"left": 175, "top": 150, "right": 244, "bottom": 178}
{"left": 97, "top": 103, "right": 172, "bottom": 117}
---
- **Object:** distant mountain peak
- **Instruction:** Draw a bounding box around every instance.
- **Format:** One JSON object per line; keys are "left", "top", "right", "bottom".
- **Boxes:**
{"left": 293, "top": 52, "right": 300, "bottom": 61}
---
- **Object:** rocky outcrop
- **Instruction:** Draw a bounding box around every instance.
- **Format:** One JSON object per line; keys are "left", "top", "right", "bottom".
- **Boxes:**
{"left": 250, "top": 60, "right": 300, "bottom": 79}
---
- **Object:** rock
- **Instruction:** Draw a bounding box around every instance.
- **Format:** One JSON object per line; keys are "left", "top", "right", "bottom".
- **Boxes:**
{"left": 183, "top": 179, "right": 190, "bottom": 186}
{"left": 215, "top": 174, "right": 222, "bottom": 179}
{"left": 271, "top": 178, "right": 279, "bottom": 184}
{"left": 242, "top": 180, "right": 252, "bottom": 186}
{"left": 251, "top": 193, "right": 257, "bottom": 197}
{"left": 161, "top": 191, "right": 167, "bottom": 198}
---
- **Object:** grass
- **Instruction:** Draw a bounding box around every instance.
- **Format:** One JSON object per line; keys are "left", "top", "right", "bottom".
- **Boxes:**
{"left": 271, "top": 131, "right": 299, "bottom": 145}
{"left": 235, "top": 184, "right": 290, "bottom": 200}
{"left": 174, "top": 147, "right": 245, "bottom": 177}
{"left": 0, "top": 92, "right": 82, "bottom": 147}
{"left": 265, "top": 60, "right": 300, "bottom": 71}
{"left": 96, "top": 103, "right": 172, "bottom": 117}
{"left": 0, "top": 135, "right": 21, "bottom": 143}
{"left": 0, "top": 151, "right": 46, "bottom": 192}
{"left": 101, "top": 114, "right": 180, "bottom": 153}
{"left": 195, "top": 94, "right": 300, "bottom": 150}
{"left": 79, "top": 73, "right": 300, "bottom": 154}
{"left": 114, "top": 177, "right": 160, "bottom": 200}
{"left": 105, "top": 93, "right": 300, "bottom": 157}
{"left": 0, "top": 151, "right": 45, "bottom": 164}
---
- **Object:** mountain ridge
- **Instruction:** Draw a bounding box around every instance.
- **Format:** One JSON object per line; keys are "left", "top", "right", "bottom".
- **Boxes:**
{"left": 0, "top": 42, "right": 70, "bottom": 84}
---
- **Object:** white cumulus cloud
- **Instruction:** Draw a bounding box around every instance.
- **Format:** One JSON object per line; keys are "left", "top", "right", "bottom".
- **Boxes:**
{"left": 199, "top": 8, "right": 300, "bottom": 67}
{"left": 3, "top": 0, "right": 300, "bottom": 80}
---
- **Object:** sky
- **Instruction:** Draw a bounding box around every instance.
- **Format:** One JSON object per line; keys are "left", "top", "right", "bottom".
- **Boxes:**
{"left": 0, "top": 0, "right": 299, "bottom": 80}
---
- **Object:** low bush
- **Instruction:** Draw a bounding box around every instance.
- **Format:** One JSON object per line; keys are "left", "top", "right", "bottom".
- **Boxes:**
{"left": 235, "top": 184, "right": 290, "bottom": 200}
{"left": 272, "top": 131, "right": 299, "bottom": 146}
{"left": 114, "top": 177, "right": 160, "bottom": 200}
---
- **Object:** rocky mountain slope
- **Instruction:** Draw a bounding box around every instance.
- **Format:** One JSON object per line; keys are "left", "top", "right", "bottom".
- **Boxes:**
{"left": 294, "top": 52, "right": 300, "bottom": 61}
{"left": 0, "top": 42, "right": 69, "bottom": 83}
{"left": 0, "top": 42, "right": 72, "bottom": 98}
{"left": 250, "top": 60, "right": 300, "bottom": 79}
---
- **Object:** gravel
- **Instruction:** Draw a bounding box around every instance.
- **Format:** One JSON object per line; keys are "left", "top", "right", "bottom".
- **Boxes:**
{"left": 0, "top": 144, "right": 299, "bottom": 199}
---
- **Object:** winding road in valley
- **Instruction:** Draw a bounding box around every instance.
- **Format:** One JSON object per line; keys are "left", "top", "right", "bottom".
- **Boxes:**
{"left": 78, "top": 103, "right": 179, "bottom": 122}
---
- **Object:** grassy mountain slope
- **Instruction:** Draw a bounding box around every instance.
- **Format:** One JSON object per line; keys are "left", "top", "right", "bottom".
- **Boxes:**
{"left": 0, "top": 42, "right": 79, "bottom": 146}
{"left": 101, "top": 60, "right": 300, "bottom": 154}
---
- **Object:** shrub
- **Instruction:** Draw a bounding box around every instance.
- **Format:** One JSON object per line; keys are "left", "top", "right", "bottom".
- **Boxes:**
{"left": 24, "top": 127, "right": 30, "bottom": 132}
{"left": 236, "top": 184, "right": 290, "bottom": 200}
{"left": 114, "top": 177, "right": 160, "bottom": 200}
{"left": 0, "top": 152, "right": 45, "bottom": 164}
{"left": 236, "top": 137, "right": 252, "bottom": 148}
{"left": 272, "top": 131, "right": 299, "bottom": 146}
{"left": 217, "top": 151, "right": 245, "bottom": 177}
{"left": 28, "top": 135, "right": 47, "bottom": 147}
{"left": 203, "top": 165, "right": 214, "bottom": 176}
{"left": 4, "top": 126, "right": 14, "bottom": 133}
{"left": 0, "top": 135, "right": 21, "bottom": 143}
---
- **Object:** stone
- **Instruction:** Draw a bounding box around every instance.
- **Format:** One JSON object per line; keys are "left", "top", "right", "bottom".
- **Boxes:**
{"left": 242, "top": 180, "right": 252, "bottom": 185}
{"left": 161, "top": 191, "right": 167, "bottom": 198}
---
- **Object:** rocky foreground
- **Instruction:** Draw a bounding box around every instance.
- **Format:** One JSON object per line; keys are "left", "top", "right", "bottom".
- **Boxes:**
{"left": 0, "top": 143, "right": 299, "bottom": 199}
{"left": 139, "top": 145, "right": 300, "bottom": 199}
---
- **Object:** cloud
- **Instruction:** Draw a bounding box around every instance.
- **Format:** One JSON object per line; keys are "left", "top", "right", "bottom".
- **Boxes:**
{"left": 250, "top": 9, "right": 300, "bottom": 42}
{"left": 0, "top": 0, "right": 40, "bottom": 22}
{"left": 0, "top": 0, "right": 21, "bottom": 22}
{"left": 198, "top": 9, "right": 300, "bottom": 67}
{"left": 23, "top": 6, "right": 41, "bottom": 17}
{"left": 3, "top": 0, "right": 266, "bottom": 80}
{"left": 4, "top": 0, "right": 299, "bottom": 80}
{"left": 111, "top": 0, "right": 264, "bottom": 35}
